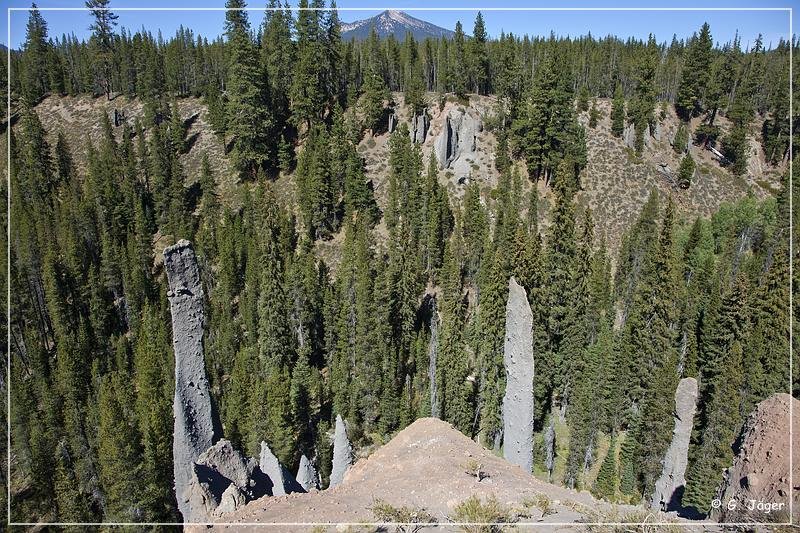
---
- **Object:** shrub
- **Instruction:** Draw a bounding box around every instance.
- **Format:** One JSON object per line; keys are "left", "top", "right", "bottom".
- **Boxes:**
{"left": 370, "top": 499, "right": 436, "bottom": 533}
{"left": 522, "top": 493, "right": 556, "bottom": 517}
{"left": 451, "top": 495, "right": 514, "bottom": 533}
{"left": 463, "top": 458, "right": 486, "bottom": 482}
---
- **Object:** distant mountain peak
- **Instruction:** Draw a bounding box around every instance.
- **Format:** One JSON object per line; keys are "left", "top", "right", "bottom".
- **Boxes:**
{"left": 341, "top": 10, "right": 455, "bottom": 41}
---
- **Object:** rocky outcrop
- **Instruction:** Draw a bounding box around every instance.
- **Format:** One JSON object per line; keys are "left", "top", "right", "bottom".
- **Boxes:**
{"left": 330, "top": 415, "right": 354, "bottom": 488}
{"left": 623, "top": 123, "right": 636, "bottom": 150}
{"left": 296, "top": 454, "right": 319, "bottom": 491}
{"left": 435, "top": 107, "right": 482, "bottom": 170}
{"left": 187, "top": 439, "right": 269, "bottom": 519}
{"left": 260, "top": 441, "right": 305, "bottom": 496}
{"left": 502, "top": 277, "right": 534, "bottom": 473}
{"left": 410, "top": 110, "right": 428, "bottom": 143}
{"left": 651, "top": 377, "right": 698, "bottom": 512}
{"left": 165, "top": 240, "right": 221, "bottom": 522}
{"left": 653, "top": 121, "right": 663, "bottom": 141}
{"left": 711, "top": 393, "right": 799, "bottom": 524}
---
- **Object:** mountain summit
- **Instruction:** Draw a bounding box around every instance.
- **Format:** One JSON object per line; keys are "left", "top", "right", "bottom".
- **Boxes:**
{"left": 340, "top": 10, "right": 455, "bottom": 41}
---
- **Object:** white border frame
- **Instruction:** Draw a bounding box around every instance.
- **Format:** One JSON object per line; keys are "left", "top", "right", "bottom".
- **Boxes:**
{"left": 5, "top": 4, "right": 794, "bottom": 529}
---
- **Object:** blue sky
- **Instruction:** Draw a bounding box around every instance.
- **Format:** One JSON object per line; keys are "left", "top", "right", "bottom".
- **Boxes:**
{"left": 4, "top": 0, "right": 794, "bottom": 51}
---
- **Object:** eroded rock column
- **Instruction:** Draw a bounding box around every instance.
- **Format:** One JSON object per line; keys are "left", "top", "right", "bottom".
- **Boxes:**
{"left": 502, "top": 277, "right": 534, "bottom": 472}
{"left": 651, "top": 377, "right": 698, "bottom": 511}
{"left": 296, "top": 454, "right": 319, "bottom": 491}
{"left": 330, "top": 414, "right": 353, "bottom": 488}
{"left": 165, "top": 240, "right": 220, "bottom": 522}
{"left": 410, "top": 110, "right": 429, "bottom": 144}
{"left": 259, "top": 441, "right": 304, "bottom": 496}
{"left": 435, "top": 108, "right": 482, "bottom": 170}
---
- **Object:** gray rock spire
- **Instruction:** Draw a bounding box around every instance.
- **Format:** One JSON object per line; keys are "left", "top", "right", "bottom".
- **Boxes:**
{"left": 650, "top": 377, "right": 698, "bottom": 511}
{"left": 501, "top": 277, "right": 534, "bottom": 473}
{"left": 259, "top": 441, "right": 304, "bottom": 496}
{"left": 164, "top": 240, "right": 221, "bottom": 522}
{"left": 330, "top": 414, "right": 353, "bottom": 488}
{"left": 296, "top": 454, "right": 319, "bottom": 491}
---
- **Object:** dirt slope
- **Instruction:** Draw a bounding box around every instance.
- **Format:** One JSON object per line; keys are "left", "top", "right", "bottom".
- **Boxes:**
{"left": 712, "top": 393, "right": 799, "bottom": 525}
{"left": 30, "top": 92, "right": 786, "bottom": 267}
{"left": 32, "top": 94, "right": 238, "bottom": 199}
{"left": 205, "top": 418, "right": 702, "bottom": 531}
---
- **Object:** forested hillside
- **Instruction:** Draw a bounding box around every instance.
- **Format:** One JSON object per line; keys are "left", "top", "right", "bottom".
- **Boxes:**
{"left": 5, "top": 0, "right": 796, "bottom": 524}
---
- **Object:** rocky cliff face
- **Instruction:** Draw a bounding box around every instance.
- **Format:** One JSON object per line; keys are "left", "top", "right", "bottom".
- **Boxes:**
{"left": 711, "top": 393, "right": 799, "bottom": 524}
{"left": 410, "top": 110, "right": 429, "bottom": 144}
{"left": 164, "top": 240, "right": 221, "bottom": 522}
{"left": 651, "top": 377, "right": 698, "bottom": 512}
{"left": 502, "top": 277, "right": 535, "bottom": 473}
{"left": 435, "top": 107, "right": 482, "bottom": 176}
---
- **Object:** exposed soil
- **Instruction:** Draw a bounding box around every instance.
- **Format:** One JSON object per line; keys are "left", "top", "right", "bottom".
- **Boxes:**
{"left": 204, "top": 417, "right": 703, "bottom": 532}
{"left": 712, "top": 393, "right": 799, "bottom": 525}
{"left": 32, "top": 94, "right": 238, "bottom": 200}
{"left": 30, "top": 92, "right": 787, "bottom": 268}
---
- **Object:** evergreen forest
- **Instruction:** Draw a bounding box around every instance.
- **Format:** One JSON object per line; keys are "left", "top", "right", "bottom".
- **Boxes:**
{"left": 4, "top": 0, "right": 797, "bottom": 524}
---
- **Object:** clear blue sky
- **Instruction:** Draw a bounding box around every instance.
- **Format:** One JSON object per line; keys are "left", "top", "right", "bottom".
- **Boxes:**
{"left": 4, "top": 0, "right": 794, "bottom": 51}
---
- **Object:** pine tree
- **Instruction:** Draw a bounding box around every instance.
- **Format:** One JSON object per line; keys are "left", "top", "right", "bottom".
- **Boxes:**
{"left": 683, "top": 341, "right": 745, "bottom": 514}
{"left": 477, "top": 249, "right": 507, "bottom": 448}
{"left": 672, "top": 121, "right": 689, "bottom": 154}
{"left": 743, "top": 240, "right": 789, "bottom": 407}
{"left": 251, "top": 364, "right": 297, "bottom": 465}
{"left": 22, "top": 4, "right": 51, "bottom": 104}
{"left": 295, "top": 124, "right": 334, "bottom": 239}
{"left": 361, "top": 52, "right": 388, "bottom": 135}
{"left": 86, "top": 0, "right": 118, "bottom": 99}
{"left": 97, "top": 372, "right": 145, "bottom": 521}
{"left": 225, "top": 0, "right": 273, "bottom": 178}
{"left": 261, "top": 0, "right": 295, "bottom": 129}
{"left": 403, "top": 33, "right": 426, "bottom": 114}
{"left": 675, "top": 23, "right": 713, "bottom": 119}
{"left": 610, "top": 83, "right": 625, "bottom": 137}
{"left": 562, "top": 210, "right": 598, "bottom": 489}
{"left": 618, "top": 418, "right": 640, "bottom": 498}
{"left": 422, "top": 152, "right": 450, "bottom": 278}
{"left": 291, "top": 0, "right": 325, "bottom": 130}
{"left": 438, "top": 237, "right": 473, "bottom": 434}
{"left": 257, "top": 242, "right": 293, "bottom": 370}
{"left": 511, "top": 55, "right": 586, "bottom": 182}
{"left": 592, "top": 432, "right": 618, "bottom": 501}
{"left": 545, "top": 160, "right": 578, "bottom": 364}
{"left": 677, "top": 152, "right": 695, "bottom": 188}
{"left": 133, "top": 304, "right": 176, "bottom": 520}
{"left": 588, "top": 99, "right": 600, "bottom": 128}
{"left": 469, "top": 12, "right": 489, "bottom": 95}
{"left": 53, "top": 441, "right": 91, "bottom": 522}
{"left": 577, "top": 85, "right": 590, "bottom": 113}
{"left": 629, "top": 35, "right": 658, "bottom": 153}
{"left": 451, "top": 21, "right": 467, "bottom": 98}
